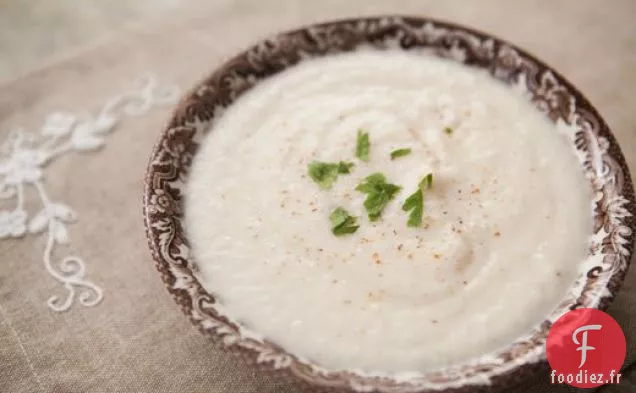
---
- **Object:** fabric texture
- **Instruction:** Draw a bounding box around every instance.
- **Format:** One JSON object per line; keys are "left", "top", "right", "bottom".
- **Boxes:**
{"left": 0, "top": 0, "right": 635, "bottom": 392}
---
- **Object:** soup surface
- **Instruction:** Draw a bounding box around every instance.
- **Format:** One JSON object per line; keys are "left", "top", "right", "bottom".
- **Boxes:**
{"left": 185, "top": 51, "right": 592, "bottom": 373}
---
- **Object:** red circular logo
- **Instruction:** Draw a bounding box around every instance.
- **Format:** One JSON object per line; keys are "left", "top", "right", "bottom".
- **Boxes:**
{"left": 546, "top": 308, "right": 626, "bottom": 388}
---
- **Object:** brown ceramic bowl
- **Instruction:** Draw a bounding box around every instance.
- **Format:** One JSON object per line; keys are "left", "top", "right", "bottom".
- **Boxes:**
{"left": 143, "top": 16, "right": 635, "bottom": 393}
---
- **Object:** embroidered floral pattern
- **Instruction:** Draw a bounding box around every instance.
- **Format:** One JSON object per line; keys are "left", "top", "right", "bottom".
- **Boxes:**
{"left": 1, "top": 73, "right": 179, "bottom": 312}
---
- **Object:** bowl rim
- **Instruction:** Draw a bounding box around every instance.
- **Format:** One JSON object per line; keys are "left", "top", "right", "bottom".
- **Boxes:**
{"left": 143, "top": 14, "right": 635, "bottom": 393}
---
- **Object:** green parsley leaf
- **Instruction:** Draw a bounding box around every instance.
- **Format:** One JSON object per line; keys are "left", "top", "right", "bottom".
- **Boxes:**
{"left": 420, "top": 173, "right": 433, "bottom": 189}
{"left": 338, "top": 161, "right": 354, "bottom": 174}
{"left": 402, "top": 189, "right": 423, "bottom": 227}
{"left": 308, "top": 161, "right": 339, "bottom": 189}
{"left": 390, "top": 148, "right": 412, "bottom": 160}
{"left": 329, "top": 207, "right": 359, "bottom": 236}
{"left": 330, "top": 207, "right": 350, "bottom": 227}
{"left": 355, "top": 130, "right": 370, "bottom": 162}
{"left": 354, "top": 172, "right": 386, "bottom": 193}
{"left": 308, "top": 161, "right": 354, "bottom": 189}
{"left": 403, "top": 173, "right": 434, "bottom": 227}
{"left": 355, "top": 173, "right": 401, "bottom": 221}
{"left": 444, "top": 127, "right": 453, "bottom": 135}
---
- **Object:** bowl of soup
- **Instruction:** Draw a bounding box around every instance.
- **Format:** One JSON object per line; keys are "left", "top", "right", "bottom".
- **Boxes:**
{"left": 143, "top": 16, "right": 635, "bottom": 393}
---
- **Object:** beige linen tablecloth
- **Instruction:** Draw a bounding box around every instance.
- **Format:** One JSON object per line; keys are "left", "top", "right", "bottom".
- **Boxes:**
{"left": 1, "top": 1, "right": 635, "bottom": 392}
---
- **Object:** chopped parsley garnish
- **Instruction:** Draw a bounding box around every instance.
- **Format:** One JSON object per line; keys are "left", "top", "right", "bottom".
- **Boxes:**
{"left": 421, "top": 173, "right": 433, "bottom": 189}
{"left": 355, "top": 130, "right": 370, "bottom": 162}
{"left": 402, "top": 189, "right": 423, "bottom": 227}
{"left": 337, "top": 161, "right": 354, "bottom": 174}
{"left": 390, "top": 148, "right": 412, "bottom": 160}
{"left": 308, "top": 160, "right": 354, "bottom": 189}
{"left": 402, "top": 173, "right": 433, "bottom": 227}
{"left": 329, "top": 207, "right": 359, "bottom": 236}
{"left": 444, "top": 127, "right": 453, "bottom": 135}
{"left": 355, "top": 173, "right": 401, "bottom": 221}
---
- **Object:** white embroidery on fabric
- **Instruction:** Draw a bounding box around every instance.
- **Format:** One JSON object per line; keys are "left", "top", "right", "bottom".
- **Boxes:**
{"left": 0, "top": 74, "right": 179, "bottom": 312}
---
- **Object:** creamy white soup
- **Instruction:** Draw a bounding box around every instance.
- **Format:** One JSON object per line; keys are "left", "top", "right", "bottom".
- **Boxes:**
{"left": 185, "top": 51, "right": 592, "bottom": 373}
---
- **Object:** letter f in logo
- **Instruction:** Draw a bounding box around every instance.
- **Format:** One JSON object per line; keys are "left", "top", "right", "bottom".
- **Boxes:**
{"left": 572, "top": 324, "right": 602, "bottom": 368}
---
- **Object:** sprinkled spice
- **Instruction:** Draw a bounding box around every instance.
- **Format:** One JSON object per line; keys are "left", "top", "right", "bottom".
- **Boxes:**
{"left": 372, "top": 252, "right": 382, "bottom": 265}
{"left": 367, "top": 290, "right": 386, "bottom": 301}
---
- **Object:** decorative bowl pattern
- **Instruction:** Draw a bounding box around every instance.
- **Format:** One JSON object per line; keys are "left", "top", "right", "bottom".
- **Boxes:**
{"left": 143, "top": 16, "right": 635, "bottom": 393}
